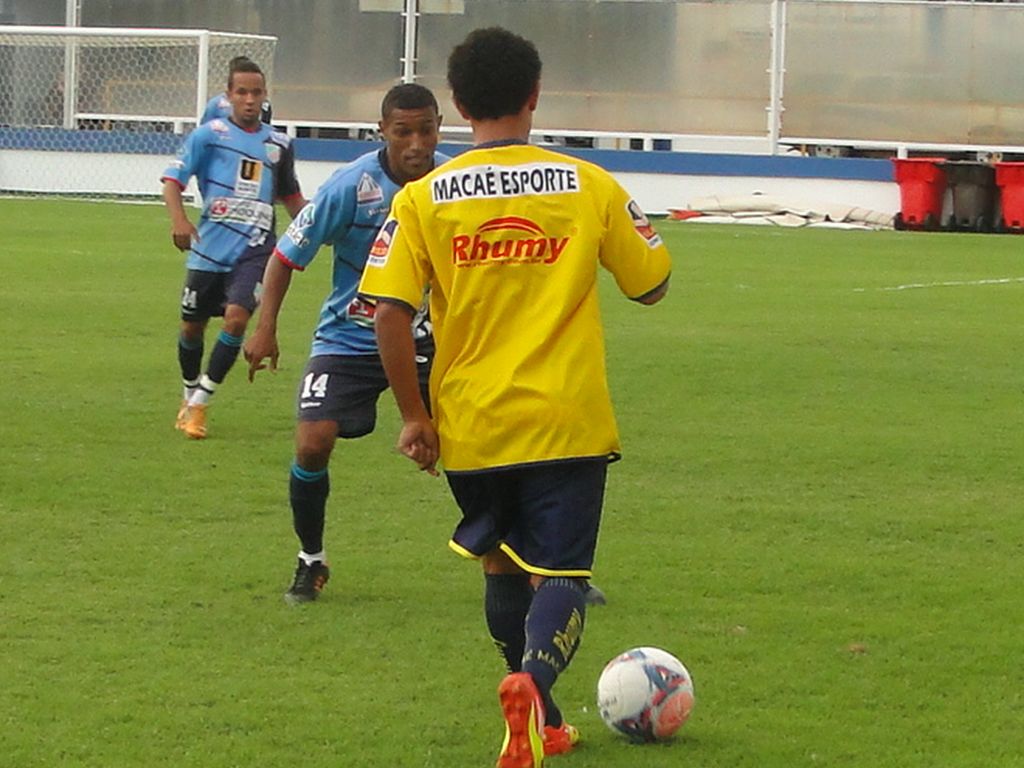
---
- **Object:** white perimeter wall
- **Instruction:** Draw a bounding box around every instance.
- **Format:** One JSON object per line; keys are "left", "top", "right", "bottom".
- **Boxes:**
{"left": 0, "top": 150, "right": 901, "bottom": 216}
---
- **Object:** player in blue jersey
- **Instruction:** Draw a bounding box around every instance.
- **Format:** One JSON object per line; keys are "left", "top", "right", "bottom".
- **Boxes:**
{"left": 161, "top": 58, "right": 305, "bottom": 440}
{"left": 242, "top": 83, "right": 447, "bottom": 603}
{"left": 201, "top": 56, "right": 273, "bottom": 126}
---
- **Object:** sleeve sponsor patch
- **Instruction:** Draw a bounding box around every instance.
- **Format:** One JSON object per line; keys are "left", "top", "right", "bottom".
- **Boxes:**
{"left": 367, "top": 218, "right": 398, "bottom": 267}
{"left": 283, "top": 202, "right": 316, "bottom": 248}
{"left": 627, "top": 199, "right": 663, "bottom": 247}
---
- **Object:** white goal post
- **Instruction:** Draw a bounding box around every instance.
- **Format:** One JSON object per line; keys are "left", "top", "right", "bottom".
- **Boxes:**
{"left": 0, "top": 26, "right": 277, "bottom": 198}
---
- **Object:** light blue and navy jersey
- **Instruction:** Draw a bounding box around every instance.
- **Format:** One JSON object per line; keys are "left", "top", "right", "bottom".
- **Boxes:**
{"left": 275, "top": 148, "right": 448, "bottom": 357}
{"left": 162, "top": 118, "right": 302, "bottom": 273}
{"left": 201, "top": 93, "right": 273, "bottom": 125}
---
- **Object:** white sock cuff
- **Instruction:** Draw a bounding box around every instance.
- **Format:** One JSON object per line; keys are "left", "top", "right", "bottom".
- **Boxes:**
{"left": 299, "top": 550, "right": 326, "bottom": 565}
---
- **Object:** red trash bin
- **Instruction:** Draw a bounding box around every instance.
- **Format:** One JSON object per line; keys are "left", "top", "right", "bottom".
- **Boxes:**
{"left": 891, "top": 158, "right": 947, "bottom": 230}
{"left": 994, "top": 162, "right": 1024, "bottom": 231}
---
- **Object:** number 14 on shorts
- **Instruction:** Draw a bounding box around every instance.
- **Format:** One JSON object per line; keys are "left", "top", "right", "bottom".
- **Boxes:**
{"left": 300, "top": 372, "right": 328, "bottom": 409}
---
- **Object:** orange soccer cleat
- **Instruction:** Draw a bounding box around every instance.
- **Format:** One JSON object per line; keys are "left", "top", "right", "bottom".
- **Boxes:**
{"left": 497, "top": 672, "right": 546, "bottom": 768}
{"left": 183, "top": 403, "right": 208, "bottom": 439}
{"left": 543, "top": 722, "right": 580, "bottom": 756}
{"left": 174, "top": 399, "right": 190, "bottom": 431}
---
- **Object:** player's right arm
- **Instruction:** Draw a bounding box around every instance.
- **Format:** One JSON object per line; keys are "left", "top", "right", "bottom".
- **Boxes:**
{"left": 160, "top": 129, "right": 203, "bottom": 251}
{"left": 358, "top": 192, "right": 437, "bottom": 474}
{"left": 244, "top": 178, "right": 354, "bottom": 381}
{"left": 375, "top": 299, "right": 438, "bottom": 475}
{"left": 161, "top": 179, "right": 198, "bottom": 251}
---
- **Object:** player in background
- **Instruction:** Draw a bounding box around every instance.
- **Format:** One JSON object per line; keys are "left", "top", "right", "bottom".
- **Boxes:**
{"left": 242, "top": 83, "right": 447, "bottom": 604}
{"left": 358, "top": 27, "right": 671, "bottom": 768}
{"left": 162, "top": 58, "right": 305, "bottom": 440}
{"left": 201, "top": 56, "right": 273, "bottom": 125}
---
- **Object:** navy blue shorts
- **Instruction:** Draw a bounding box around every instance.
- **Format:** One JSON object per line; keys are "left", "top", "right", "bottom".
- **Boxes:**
{"left": 180, "top": 243, "right": 272, "bottom": 321}
{"left": 445, "top": 458, "right": 608, "bottom": 577}
{"left": 296, "top": 348, "right": 432, "bottom": 438}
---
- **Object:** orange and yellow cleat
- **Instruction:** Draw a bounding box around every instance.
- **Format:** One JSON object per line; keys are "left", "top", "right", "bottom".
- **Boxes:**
{"left": 497, "top": 672, "right": 546, "bottom": 768}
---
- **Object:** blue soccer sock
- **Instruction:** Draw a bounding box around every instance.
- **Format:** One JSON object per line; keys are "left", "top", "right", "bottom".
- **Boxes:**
{"left": 522, "top": 577, "right": 587, "bottom": 727}
{"left": 177, "top": 333, "right": 204, "bottom": 390}
{"left": 206, "top": 329, "right": 244, "bottom": 385}
{"left": 485, "top": 573, "right": 533, "bottom": 673}
{"left": 289, "top": 462, "right": 330, "bottom": 556}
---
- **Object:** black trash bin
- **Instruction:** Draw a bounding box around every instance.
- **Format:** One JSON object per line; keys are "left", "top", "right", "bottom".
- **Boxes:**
{"left": 945, "top": 162, "right": 997, "bottom": 232}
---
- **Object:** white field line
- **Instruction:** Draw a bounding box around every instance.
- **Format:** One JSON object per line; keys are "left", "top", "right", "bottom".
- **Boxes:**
{"left": 853, "top": 277, "right": 1024, "bottom": 292}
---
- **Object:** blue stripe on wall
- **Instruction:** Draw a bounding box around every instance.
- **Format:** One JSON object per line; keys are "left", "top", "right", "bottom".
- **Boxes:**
{"left": 0, "top": 127, "right": 182, "bottom": 155}
{"left": 294, "top": 138, "right": 893, "bottom": 182}
{"left": 554, "top": 147, "right": 894, "bottom": 182}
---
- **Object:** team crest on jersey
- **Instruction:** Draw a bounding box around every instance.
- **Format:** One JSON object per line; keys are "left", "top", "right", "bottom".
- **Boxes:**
{"left": 451, "top": 217, "right": 569, "bottom": 267}
{"left": 368, "top": 219, "right": 398, "bottom": 267}
{"left": 356, "top": 173, "right": 384, "bottom": 205}
{"left": 627, "top": 199, "right": 663, "bottom": 247}
{"left": 264, "top": 142, "right": 281, "bottom": 164}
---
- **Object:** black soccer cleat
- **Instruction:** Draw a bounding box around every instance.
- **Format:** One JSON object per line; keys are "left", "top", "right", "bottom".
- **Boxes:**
{"left": 284, "top": 558, "right": 330, "bottom": 605}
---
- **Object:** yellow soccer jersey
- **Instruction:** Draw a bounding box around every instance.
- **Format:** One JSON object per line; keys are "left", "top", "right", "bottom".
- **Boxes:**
{"left": 359, "top": 143, "right": 671, "bottom": 472}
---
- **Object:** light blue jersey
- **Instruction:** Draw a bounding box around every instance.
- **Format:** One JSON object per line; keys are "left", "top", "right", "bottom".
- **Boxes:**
{"left": 162, "top": 118, "right": 302, "bottom": 273}
{"left": 201, "top": 93, "right": 273, "bottom": 125}
{"left": 275, "top": 148, "right": 448, "bottom": 357}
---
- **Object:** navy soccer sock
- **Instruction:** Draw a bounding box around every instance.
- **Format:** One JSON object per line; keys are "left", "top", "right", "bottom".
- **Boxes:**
{"left": 485, "top": 573, "right": 534, "bottom": 673}
{"left": 178, "top": 333, "right": 204, "bottom": 384}
{"left": 206, "top": 329, "right": 244, "bottom": 384}
{"left": 522, "top": 577, "right": 587, "bottom": 728}
{"left": 289, "top": 462, "right": 330, "bottom": 556}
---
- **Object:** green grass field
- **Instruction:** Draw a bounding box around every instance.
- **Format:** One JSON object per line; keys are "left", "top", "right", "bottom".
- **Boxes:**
{"left": 2, "top": 198, "right": 1022, "bottom": 767}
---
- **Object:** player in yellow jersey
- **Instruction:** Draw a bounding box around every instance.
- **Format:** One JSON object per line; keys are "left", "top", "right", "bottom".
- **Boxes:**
{"left": 358, "top": 27, "right": 671, "bottom": 768}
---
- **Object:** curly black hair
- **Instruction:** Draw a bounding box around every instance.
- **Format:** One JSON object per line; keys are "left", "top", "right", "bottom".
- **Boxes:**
{"left": 447, "top": 27, "right": 541, "bottom": 121}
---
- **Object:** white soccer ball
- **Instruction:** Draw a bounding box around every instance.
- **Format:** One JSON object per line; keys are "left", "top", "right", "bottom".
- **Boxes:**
{"left": 596, "top": 646, "right": 695, "bottom": 742}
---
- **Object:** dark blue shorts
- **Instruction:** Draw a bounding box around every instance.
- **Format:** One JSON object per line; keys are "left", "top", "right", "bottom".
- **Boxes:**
{"left": 445, "top": 458, "right": 608, "bottom": 577}
{"left": 296, "top": 348, "right": 432, "bottom": 438}
{"left": 180, "top": 242, "right": 272, "bottom": 321}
